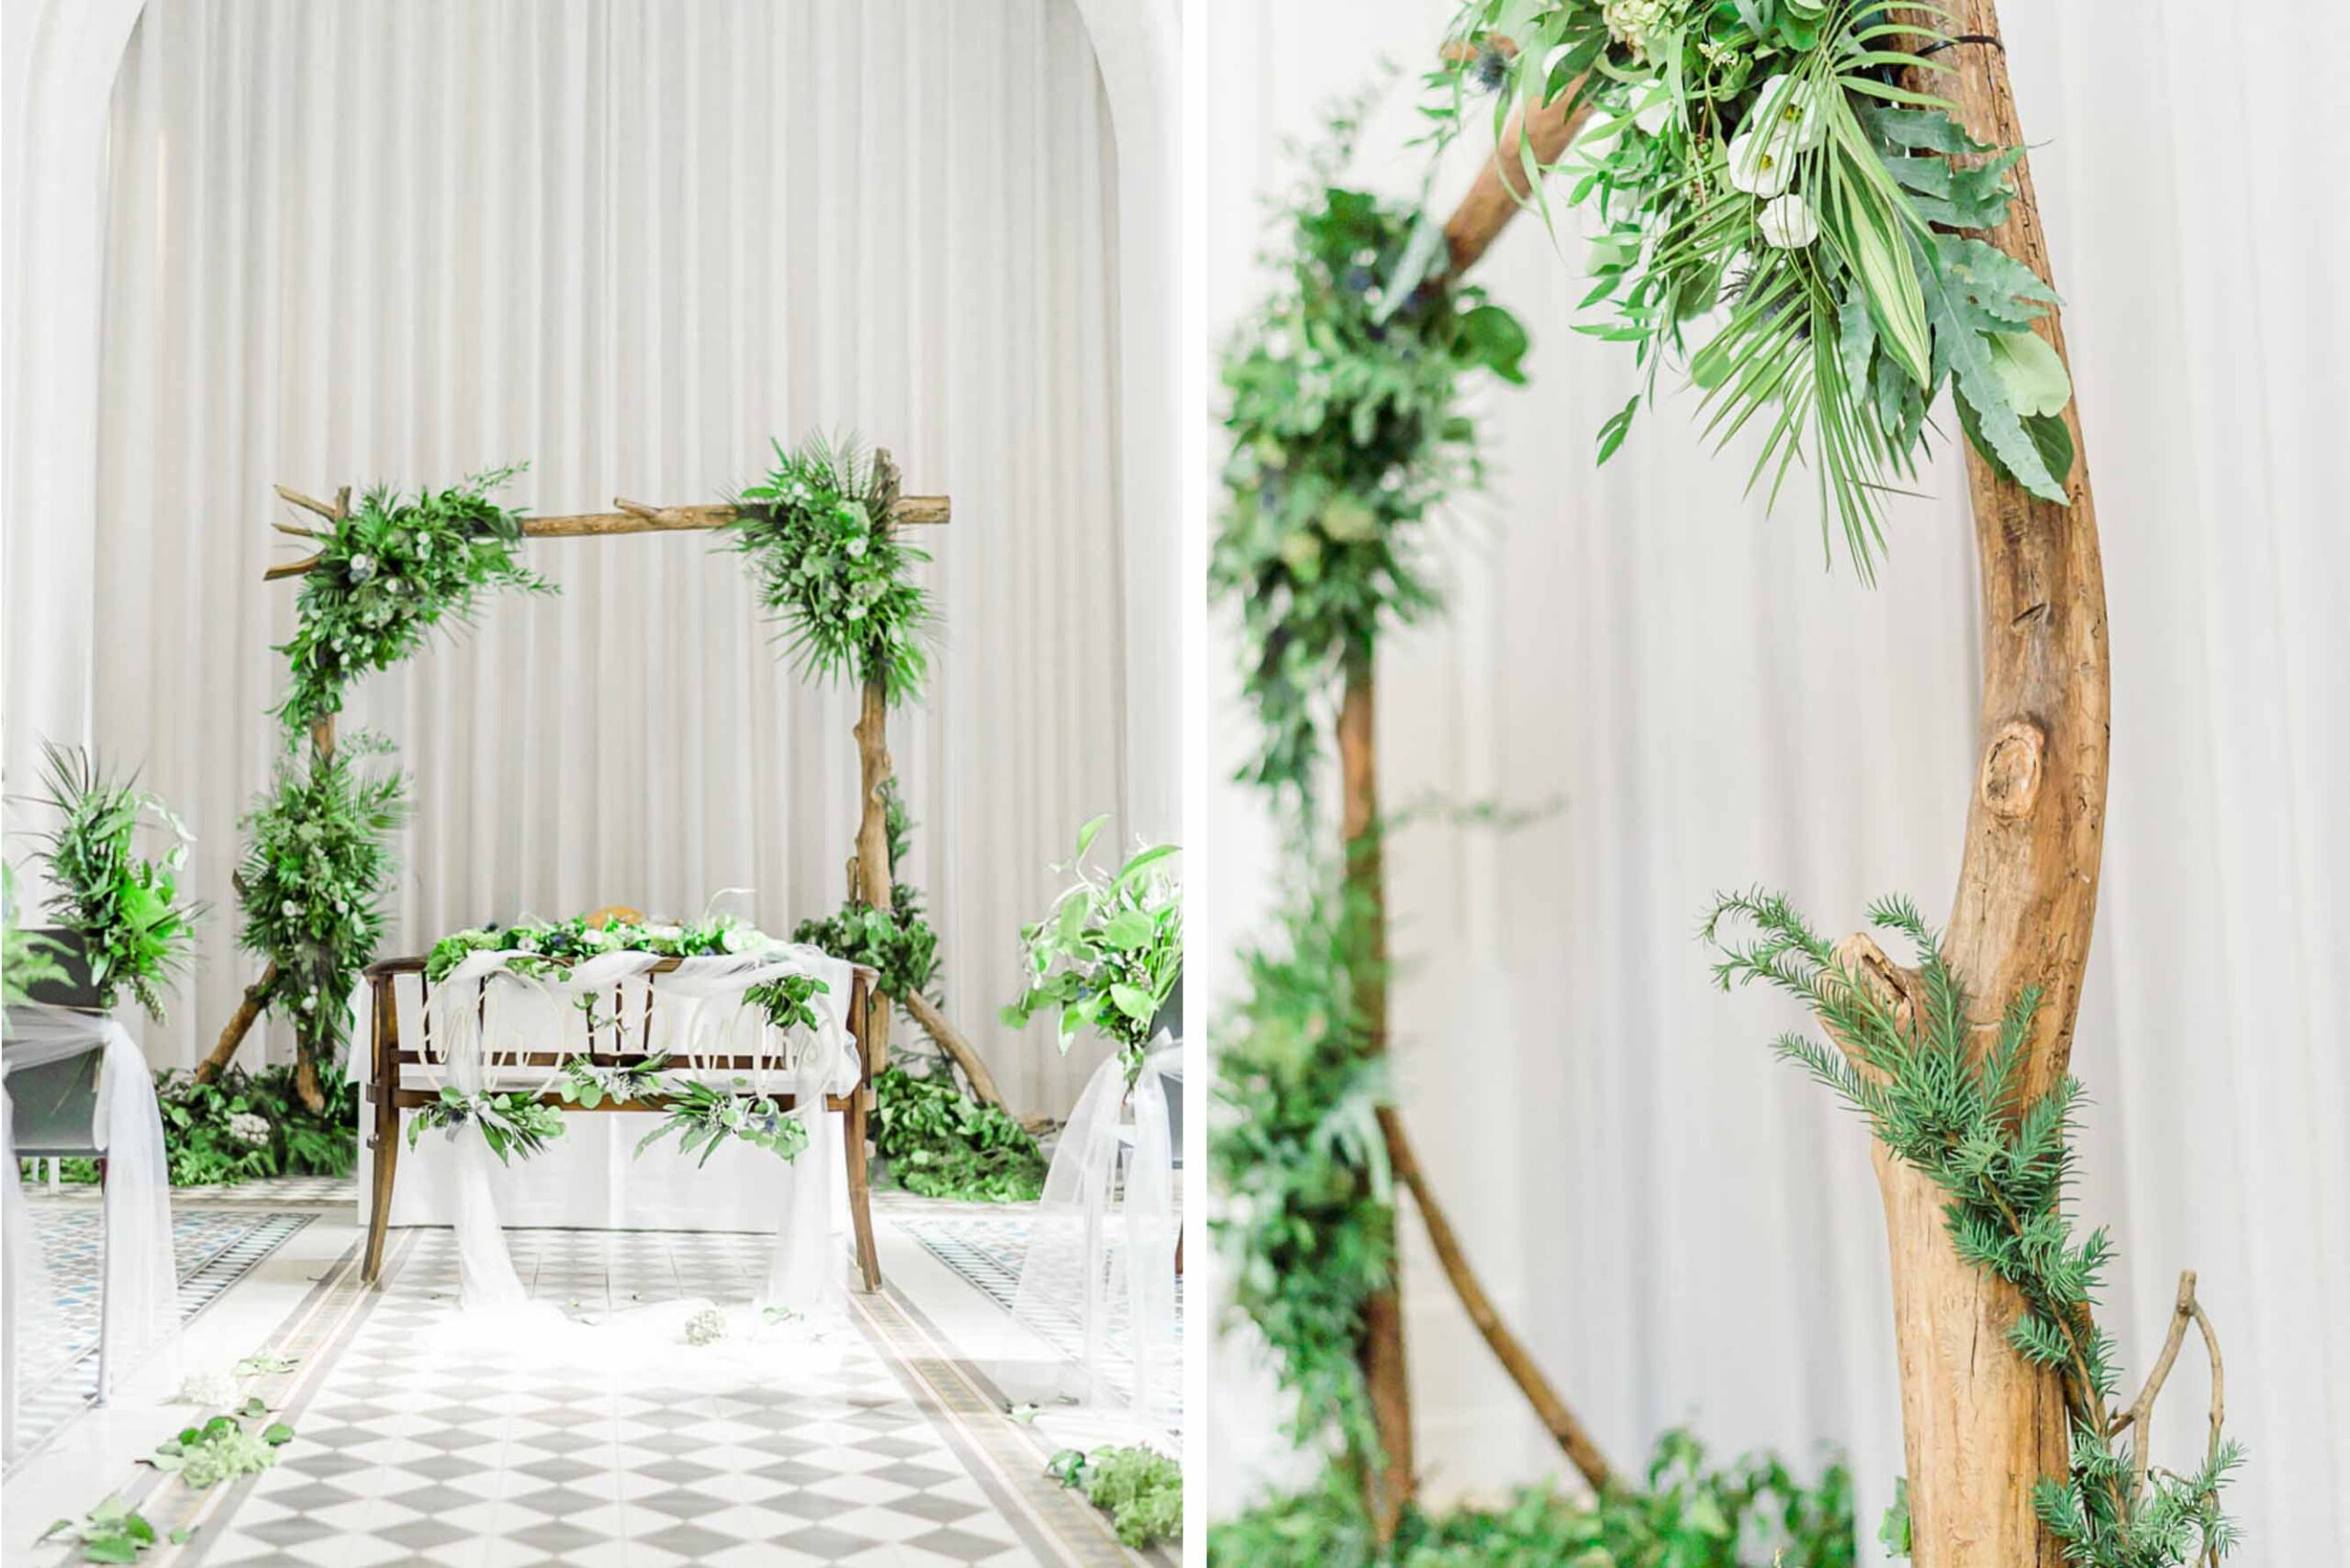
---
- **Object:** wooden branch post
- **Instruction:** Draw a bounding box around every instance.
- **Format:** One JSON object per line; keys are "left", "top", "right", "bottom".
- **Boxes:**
{"left": 1875, "top": 11, "right": 2109, "bottom": 1563}
{"left": 852, "top": 453, "right": 903, "bottom": 1087}
{"left": 1321, "top": 73, "right": 1616, "bottom": 1540}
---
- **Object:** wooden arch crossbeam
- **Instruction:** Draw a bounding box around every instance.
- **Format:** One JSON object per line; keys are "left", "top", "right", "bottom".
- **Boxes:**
{"left": 203, "top": 451, "right": 1010, "bottom": 1121}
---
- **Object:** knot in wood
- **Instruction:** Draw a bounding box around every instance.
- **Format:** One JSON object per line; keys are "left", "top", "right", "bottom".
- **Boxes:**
{"left": 1979, "top": 720, "right": 2044, "bottom": 819}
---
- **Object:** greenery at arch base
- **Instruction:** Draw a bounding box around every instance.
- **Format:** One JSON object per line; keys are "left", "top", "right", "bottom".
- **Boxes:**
{"left": 1207, "top": 95, "right": 1855, "bottom": 1566}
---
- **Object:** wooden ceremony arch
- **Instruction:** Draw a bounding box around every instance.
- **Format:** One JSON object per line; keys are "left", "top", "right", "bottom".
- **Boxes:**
{"left": 1372, "top": 4, "right": 2111, "bottom": 1562}
{"left": 196, "top": 450, "right": 1008, "bottom": 1121}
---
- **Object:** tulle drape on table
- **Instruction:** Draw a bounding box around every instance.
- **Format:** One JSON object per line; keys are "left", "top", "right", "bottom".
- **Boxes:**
{"left": 395, "top": 943, "right": 858, "bottom": 1316}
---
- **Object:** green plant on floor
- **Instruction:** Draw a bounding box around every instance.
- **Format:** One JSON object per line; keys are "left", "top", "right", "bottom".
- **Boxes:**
{"left": 1702, "top": 890, "right": 2241, "bottom": 1566}
{"left": 1001, "top": 816, "right": 1181, "bottom": 1085}
{"left": 148, "top": 1398, "right": 294, "bottom": 1489}
{"left": 274, "top": 465, "right": 552, "bottom": 734}
{"left": 31, "top": 1062, "right": 362, "bottom": 1189}
{"left": 869, "top": 1065, "right": 1047, "bottom": 1203}
{"left": 1208, "top": 1429, "right": 1852, "bottom": 1568}
{"left": 407, "top": 1086, "right": 567, "bottom": 1165}
{"left": 725, "top": 435, "right": 935, "bottom": 702}
{"left": 234, "top": 734, "right": 408, "bottom": 1075}
{"left": 1214, "top": 91, "right": 1528, "bottom": 807}
{"left": 29, "top": 742, "right": 203, "bottom": 1021}
{"left": 3, "top": 862, "right": 70, "bottom": 1012}
{"left": 35, "top": 1498, "right": 188, "bottom": 1563}
{"left": 1437, "top": 0, "right": 2075, "bottom": 577}
{"left": 1048, "top": 1444, "right": 1184, "bottom": 1550}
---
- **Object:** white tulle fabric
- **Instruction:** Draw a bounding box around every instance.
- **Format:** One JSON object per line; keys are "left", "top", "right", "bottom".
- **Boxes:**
{"left": 999, "top": 1039, "right": 1181, "bottom": 1439}
{"left": 407, "top": 942, "right": 857, "bottom": 1316}
{"left": 1, "top": 1003, "right": 179, "bottom": 1447}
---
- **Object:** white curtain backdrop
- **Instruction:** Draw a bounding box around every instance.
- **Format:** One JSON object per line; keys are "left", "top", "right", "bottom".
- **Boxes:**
{"left": 1203, "top": 2, "right": 2350, "bottom": 1562}
{"left": 50, "top": 0, "right": 1136, "bottom": 1116}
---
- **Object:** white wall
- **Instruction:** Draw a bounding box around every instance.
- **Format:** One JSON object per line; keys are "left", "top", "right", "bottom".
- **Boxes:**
{"left": 1203, "top": 2, "right": 2350, "bottom": 1560}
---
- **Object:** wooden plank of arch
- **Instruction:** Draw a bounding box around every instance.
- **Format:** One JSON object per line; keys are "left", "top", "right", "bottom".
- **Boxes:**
{"left": 261, "top": 487, "right": 952, "bottom": 580}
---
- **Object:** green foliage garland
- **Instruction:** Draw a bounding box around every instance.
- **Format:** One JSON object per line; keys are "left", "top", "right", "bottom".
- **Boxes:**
{"left": 274, "top": 466, "right": 552, "bottom": 734}
{"left": 1702, "top": 890, "right": 2241, "bottom": 1566}
{"left": 1000, "top": 815, "right": 1181, "bottom": 1085}
{"left": 791, "top": 783, "right": 942, "bottom": 1009}
{"left": 1048, "top": 1444, "right": 1184, "bottom": 1550}
{"left": 1210, "top": 881, "right": 1392, "bottom": 1466}
{"left": 869, "top": 1065, "right": 1047, "bottom": 1203}
{"left": 423, "top": 910, "right": 758, "bottom": 981}
{"left": 1440, "top": 0, "right": 2075, "bottom": 577}
{"left": 407, "top": 1087, "right": 567, "bottom": 1164}
{"left": 235, "top": 736, "right": 408, "bottom": 1068}
{"left": 1208, "top": 1429, "right": 1852, "bottom": 1568}
{"left": 31, "top": 743, "right": 203, "bottom": 1021}
{"left": 727, "top": 436, "right": 934, "bottom": 704}
{"left": 1215, "top": 95, "right": 1529, "bottom": 804}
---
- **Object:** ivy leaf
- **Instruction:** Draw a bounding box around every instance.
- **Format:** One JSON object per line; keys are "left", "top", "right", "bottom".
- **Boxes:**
{"left": 1459, "top": 304, "right": 1530, "bottom": 385}
{"left": 1074, "top": 812, "right": 1110, "bottom": 862}
{"left": 1986, "top": 330, "right": 2072, "bottom": 419}
{"left": 1109, "top": 984, "right": 1155, "bottom": 1024}
{"left": 1102, "top": 911, "right": 1154, "bottom": 951}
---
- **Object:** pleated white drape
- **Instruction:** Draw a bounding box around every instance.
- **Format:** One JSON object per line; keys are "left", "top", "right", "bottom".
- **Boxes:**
{"left": 80, "top": 0, "right": 1131, "bottom": 1115}
{"left": 1203, "top": 2, "right": 2350, "bottom": 1561}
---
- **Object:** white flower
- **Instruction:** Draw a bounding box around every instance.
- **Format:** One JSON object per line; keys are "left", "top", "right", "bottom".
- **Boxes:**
{"left": 1727, "top": 128, "right": 1799, "bottom": 198}
{"left": 300, "top": 993, "right": 318, "bottom": 1012}
{"left": 281, "top": 901, "right": 300, "bottom": 917}
{"left": 1602, "top": 0, "right": 1670, "bottom": 62}
{"left": 686, "top": 1308, "right": 727, "bottom": 1347}
{"left": 722, "top": 926, "right": 749, "bottom": 953}
{"left": 228, "top": 1110, "right": 272, "bottom": 1148}
{"left": 1631, "top": 84, "right": 1673, "bottom": 138}
{"left": 1750, "top": 74, "right": 1825, "bottom": 153}
{"left": 1758, "top": 193, "right": 1819, "bottom": 249}
{"left": 171, "top": 1372, "right": 238, "bottom": 1408}
{"left": 845, "top": 538, "right": 867, "bottom": 558}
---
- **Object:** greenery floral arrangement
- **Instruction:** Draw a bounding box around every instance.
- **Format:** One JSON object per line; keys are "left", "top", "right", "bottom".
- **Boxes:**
{"left": 1209, "top": 1429, "right": 1852, "bottom": 1568}
{"left": 235, "top": 735, "right": 408, "bottom": 1071}
{"left": 1438, "top": 0, "right": 2073, "bottom": 577}
{"left": 274, "top": 465, "right": 552, "bottom": 734}
{"left": 726, "top": 436, "right": 934, "bottom": 703}
{"left": 1702, "top": 891, "right": 2240, "bottom": 1565}
{"left": 36, "top": 1496, "right": 189, "bottom": 1563}
{"left": 559, "top": 1052, "right": 673, "bottom": 1108}
{"left": 1047, "top": 1444, "right": 1184, "bottom": 1550}
{"left": 147, "top": 1397, "right": 295, "bottom": 1488}
{"left": 424, "top": 911, "right": 796, "bottom": 981}
{"left": 1000, "top": 816, "right": 1181, "bottom": 1085}
{"left": 407, "top": 1086, "right": 567, "bottom": 1164}
{"left": 868, "top": 1064, "right": 1047, "bottom": 1203}
{"left": 1215, "top": 94, "right": 1530, "bottom": 804}
{"left": 29, "top": 743, "right": 203, "bottom": 1021}
{"left": 636, "top": 1079, "right": 811, "bottom": 1165}
{"left": 791, "top": 784, "right": 943, "bottom": 1015}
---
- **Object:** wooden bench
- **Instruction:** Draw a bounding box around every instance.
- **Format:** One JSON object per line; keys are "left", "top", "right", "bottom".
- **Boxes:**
{"left": 361, "top": 955, "right": 885, "bottom": 1294}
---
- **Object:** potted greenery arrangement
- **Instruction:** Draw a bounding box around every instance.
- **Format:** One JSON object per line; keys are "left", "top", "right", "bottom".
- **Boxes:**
{"left": 1001, "top": 815, "right": 1181, "bottom": 1091}
{"left": 24, "top": 742, "right": 202, "bottom": 1020}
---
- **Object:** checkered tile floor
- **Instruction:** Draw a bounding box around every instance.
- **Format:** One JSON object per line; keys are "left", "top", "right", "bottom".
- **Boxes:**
{"left": 9, "top": 1204, "right": 313, "bottom": 1464}
{"left": 143, "top": 1228, "right": 1150, "bottom": 1568}
{"left": 893, "top": 1211, "right": 1183, "bottom": 1434}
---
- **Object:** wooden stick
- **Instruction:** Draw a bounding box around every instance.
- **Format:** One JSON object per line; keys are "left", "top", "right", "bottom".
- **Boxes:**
{"left": 1337, "top": 655, "right": 1414, "bottom": 1539}
{"left": 901, "top": 989, "right": 1007, "bottom": 1110}
{"left": 193, "top": 963, "right": 277, "bottom": 1083}
{"left": 849, "top": 452, "right": 905, "bottom": 1081}
{"left": 263, "top": 493, "right": 952, "bottom": 580}
{"left": 1442, "top": 87, "right": 1593, "bottom": 277}
{"left": 1380, "top": 1104, "right": 1615, "bottom": 1494}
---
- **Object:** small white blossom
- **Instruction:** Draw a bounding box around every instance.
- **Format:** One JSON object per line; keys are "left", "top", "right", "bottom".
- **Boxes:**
{"left": 171, "top": 1372, "right": 238, "bottom": 1408}
{"left": 1727, "top": 129, "right": 1799, "bottom": 198}
{"left": 1758, "top": 192, "right": 1819, "bottom": 249}
{"left": 686, "top": 1308, "right": 727, "bottom": 1347}
{"left": 282, "top": 901, "right": 300, "bottom": 916}
{"left": 228, "top": 1110, "right": 272, "bottom": 1148}
{"left": 1750, "top": 75, "right": 1825, "bottom": 154}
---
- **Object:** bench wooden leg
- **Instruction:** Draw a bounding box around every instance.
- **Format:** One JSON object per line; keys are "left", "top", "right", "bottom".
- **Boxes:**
{"left": 845, "top": 1087, "right": 882, "bottom": 1294}
{"left": 363, "top": 978, "right": 398, "bottom": 1285}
